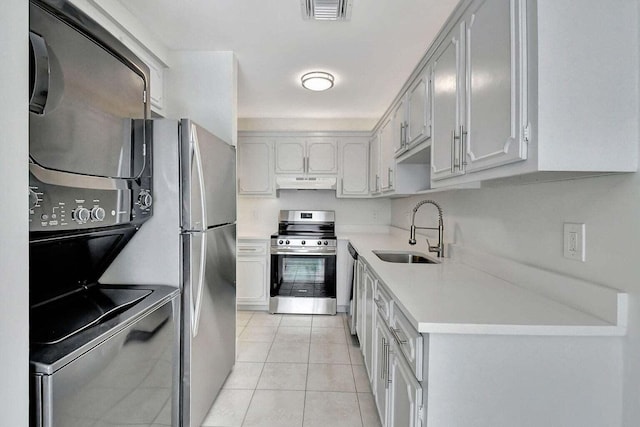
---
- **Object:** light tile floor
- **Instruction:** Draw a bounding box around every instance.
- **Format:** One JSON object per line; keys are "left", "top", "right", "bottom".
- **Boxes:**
{"left": 201, "top": 311, "right": 382, "bottom": 427}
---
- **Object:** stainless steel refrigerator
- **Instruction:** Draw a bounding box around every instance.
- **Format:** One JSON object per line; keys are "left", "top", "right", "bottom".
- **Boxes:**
{"left": 101, "top": 118, "right": 237, "bottom": 427}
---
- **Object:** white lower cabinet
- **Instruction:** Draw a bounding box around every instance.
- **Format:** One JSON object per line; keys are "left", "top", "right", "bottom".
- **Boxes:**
{"left": 389, "top": 349, "right": 424, "bottom": 427}
{"left": 362, "top": 267, "right": 377, "bottom": 378}
{"left": 236, "top": 240, "right": 269, "bottom": 308}
{"left": 374, "top": 310, "right": 424, "bottom": 427}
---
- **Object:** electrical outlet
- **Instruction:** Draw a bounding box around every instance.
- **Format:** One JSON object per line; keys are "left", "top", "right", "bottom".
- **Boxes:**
{"left": 563, "top": 223, "right": 585, "bottom": 262}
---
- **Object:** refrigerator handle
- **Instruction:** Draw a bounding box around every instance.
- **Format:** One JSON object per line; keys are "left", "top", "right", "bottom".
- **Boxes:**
{"left": 192, "top": 231, "right": 207, "bottom": 337}
{"left": 191, "top": 123, "right": 208, "bottom": 229}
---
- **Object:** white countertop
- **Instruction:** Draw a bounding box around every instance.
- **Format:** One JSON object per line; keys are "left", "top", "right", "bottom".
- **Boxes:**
{"left": 342, "top": 231, "right": 625, "bottom": 336}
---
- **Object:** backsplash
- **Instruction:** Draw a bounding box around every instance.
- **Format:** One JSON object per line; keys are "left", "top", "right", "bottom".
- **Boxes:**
{"left": 238, "top": 191, "right": 390, "bottom": 237}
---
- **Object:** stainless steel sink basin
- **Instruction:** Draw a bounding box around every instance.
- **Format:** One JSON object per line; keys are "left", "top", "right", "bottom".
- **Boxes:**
{"left": 372, "top": 250, "right": 439, "bottom": 264}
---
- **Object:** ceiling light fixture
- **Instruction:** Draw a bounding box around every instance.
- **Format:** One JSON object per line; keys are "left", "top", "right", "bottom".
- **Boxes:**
{"left": 301, "top": 71, "right": 335, "bottom": 91}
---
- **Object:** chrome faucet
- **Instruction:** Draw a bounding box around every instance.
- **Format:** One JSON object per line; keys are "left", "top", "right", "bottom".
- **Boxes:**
{"left": 409, "top": 200, "right": 444, "bottom": 257}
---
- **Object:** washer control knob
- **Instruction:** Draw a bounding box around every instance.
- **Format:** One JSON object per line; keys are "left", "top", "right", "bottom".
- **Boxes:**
{"left": 279, "top": 240, "right": 283, "bottom": 245}
{"left": 91, "top": 207, "right": 106, "bottom": 221}
{"left": 74, "top": 207, "right": 90, "bottom": 224}
{"left": 138, "top": 190, "right": 153, "bottom": 209}
{"left": 324, "top": 241, "right": 329, "bottom": 245}
{"left": 301, "top": 240, "right": 306, "bottom": 245}
{"left": 29, "top": 188, "right": 39, "bottom": 210}
{"left": 285, "top": 240, "right": 290, "bottom": 245}
{"left": 317, "top": 241, "right": 322, "bottom": 245}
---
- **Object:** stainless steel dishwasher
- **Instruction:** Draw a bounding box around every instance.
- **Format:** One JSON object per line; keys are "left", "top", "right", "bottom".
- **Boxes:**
{"left": 347, "top": 242, "right": 358, "bottom": 335}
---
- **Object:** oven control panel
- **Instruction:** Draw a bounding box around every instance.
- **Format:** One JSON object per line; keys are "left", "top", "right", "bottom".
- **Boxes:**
{"left": 270, "top": 237, "right": 337, "bottom": 255}
{"left": 29, "top": 183, "right": 133, "bottom": 232}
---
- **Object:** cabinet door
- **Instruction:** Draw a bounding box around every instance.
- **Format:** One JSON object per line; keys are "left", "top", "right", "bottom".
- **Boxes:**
{"left": 307, "top": 139, "right": 338, "bottom": 174}
{"left": 391, "top": 99, "right": 406, "bottom": 156}
{"left": 369, "top": 134, "right": 381, "bottom": 194}
{"left": 338, "top": 139, "right": 369, "bottom": 197}
{"left": 236, "top": 242, "right": 269, "bottom": 306}
{"left": 363, "top": 269, "right": 377, "bottom": 379}
{"left": 464, "top": 0, "right": 526, "bottom": 172}
{"left": 236, "top": 256, "right": 268, "bottom": 305}
{"left": 356, "top": 261, "right": 366, "bottom": 340}
{"left": 237, "top": 139, "right": 275, "bottom": 195}
{"left": 431, "top": 22, "right": 466, "bottom": 181}
{"left": 275, "top": 139, "right": 305, "bottom": 174}
{"left": 389, "top": 350, "right": 423, "bottom": 427}
{"left": 374, "top": 313, "right": 393, "bottom": 427}
{"left": 379, "top": 118, "right": 395, "bottom": 191}
{"left": 406, "top": 70, "right": 430, "bottom": 146}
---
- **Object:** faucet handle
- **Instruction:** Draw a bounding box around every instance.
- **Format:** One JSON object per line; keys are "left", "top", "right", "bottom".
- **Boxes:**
{"left": 426, "top": 238, "right": 438, "bottom": 252}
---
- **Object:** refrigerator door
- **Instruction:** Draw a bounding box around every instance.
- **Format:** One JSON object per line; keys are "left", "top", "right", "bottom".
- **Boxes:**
{"left": 182, "top": 223, "right": 236, "bottom": 427}
{"left": 181, "top": 120, "right": 236, "bottom": 231}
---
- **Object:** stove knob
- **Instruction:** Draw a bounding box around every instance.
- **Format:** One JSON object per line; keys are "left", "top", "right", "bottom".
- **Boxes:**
{"left": 317, "top": 241, "right": 322, "bottom": 245}
{"left": 91, "top": 207, "right": 106, "bottom": 221}
{"left": 138, "top": 190, "right": 153, "bottom": 209}
{"left": 301, "top": 240, "right": 306, "bottom": 245}
{"left": 285, "top": 240, "right": 290, "bottom": 245}
{"left": 324, "top": 241, "right": 329, "bottom": 245}
{"left": 29, "top": 188, "right": 39, "bottom": 210}
{"left": 279, "top": 240, "right": 283, "bottom": 245}
{"left": 74, "top": 207, "right": 90, "bottom": 224}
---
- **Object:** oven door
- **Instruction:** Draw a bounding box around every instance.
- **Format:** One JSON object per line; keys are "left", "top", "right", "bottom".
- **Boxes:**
{"left": 270, "top": 251, "right": 337, "bottom": 315}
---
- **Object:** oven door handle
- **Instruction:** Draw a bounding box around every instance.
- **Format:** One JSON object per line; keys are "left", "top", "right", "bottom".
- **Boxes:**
{"left": 270, "top": 250, "right": 336, "bottom": 256}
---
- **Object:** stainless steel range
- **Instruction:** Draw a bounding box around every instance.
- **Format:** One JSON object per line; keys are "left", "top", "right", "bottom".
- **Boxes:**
{"left": 270, "top": 210, "right": 337, "bottom": 315}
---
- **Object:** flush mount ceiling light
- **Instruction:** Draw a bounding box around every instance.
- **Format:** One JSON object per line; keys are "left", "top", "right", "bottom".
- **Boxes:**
{"left": 301, "top": 0, "right": 353, "bottom": 21}
{"left": 301, "top": 71, "right": 335, "bottom": 91}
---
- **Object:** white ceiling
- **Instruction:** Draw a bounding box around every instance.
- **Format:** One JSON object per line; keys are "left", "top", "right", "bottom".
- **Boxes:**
{"left": 117, "top": 0, "right": 459, "bottom": 120}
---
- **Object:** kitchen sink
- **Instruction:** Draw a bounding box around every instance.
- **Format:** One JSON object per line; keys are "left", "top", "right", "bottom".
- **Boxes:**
{"left": 372, "top": 250, "right": 439, "bottom": 264}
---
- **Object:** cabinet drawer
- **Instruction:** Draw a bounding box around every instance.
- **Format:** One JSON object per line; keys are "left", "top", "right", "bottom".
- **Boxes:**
{"left": 390, "top": 306, "right": 423, "bottom": 381}
{"left": 373, "top": 282, "right": 393, "bottom": 323}
{"left": 237, "top": 241, "right": 268, "bottom": 256}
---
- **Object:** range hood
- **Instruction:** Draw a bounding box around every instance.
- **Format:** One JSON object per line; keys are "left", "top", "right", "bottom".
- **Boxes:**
{"left": 276, "top": 176, "right": 337, "bottom": 190}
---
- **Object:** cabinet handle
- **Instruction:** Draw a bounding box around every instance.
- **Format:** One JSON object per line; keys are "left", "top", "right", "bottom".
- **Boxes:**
{"left": 340, "top": 178, "right": 344, "bottom": 195}
{"left": 375, "top": 175, "right": 380, "bottom": 192}
{"left": 381, "top": 337, "right": 387, "bottom": 381}
{"left": 238, "top": 247, "right": 260, "bottom": 252}
{"left": 459, "top": 125, "right": 468, "bottom": 170}
{"left": 388, "top": 167, "right": 393, "bottom": 188}
{"left": 390, "top": 326, "right": 408, "bottom": 345}
{"left": 404, "top": 121, "right": 409, "bottom": 146}
{"left": 386, "top": 342, "right": 392, "bottom": 386}
{"left": 451, "top": 129, "right": 456, "bottom": 173}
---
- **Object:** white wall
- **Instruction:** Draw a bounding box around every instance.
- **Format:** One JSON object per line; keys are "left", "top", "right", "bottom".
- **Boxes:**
{"left": 238, "top": 191, "right": 390, "bottom": 237}
{"left": 0, "top": 0, "right": 29, "bottom": 425}
{"left": 166, "top": 51, "right": 238, "bottom": 145}
{"left": 391, "top": 169, "right": 640, "bottom": 425}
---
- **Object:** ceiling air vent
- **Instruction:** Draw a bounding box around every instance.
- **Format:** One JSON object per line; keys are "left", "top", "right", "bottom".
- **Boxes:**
{"left": 301, "top": 0, "right": 353, "bottom": 21}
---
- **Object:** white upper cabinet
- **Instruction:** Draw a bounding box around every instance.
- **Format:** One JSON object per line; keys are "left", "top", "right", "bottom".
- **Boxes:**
{"left": 464, "top": 0, "right": 526, "bottom": 173}
{"left": 275, "top": 139, "right": 305, "bottom": 174}
{"left": 431, "top": 22, "right": 466, "bottom": 182}
{"left": 338, "top": 138, "right": 369, "bottom": 198}
{"left": 307, "top": 139, "right": 338, "bottom": 174}
{"left": 379, "top": 117, "right": 395, "bottom": 191}
{"left": 405, "top": 69, "right": 431, "bottom": 148}
{"left": 390, "top": 99, "right": 406, "bottom": 157}
{"left": 275, "top": 138, "right": 337, "bottom": 175}
{"left": 432, "top": 0, "right": 526, "bottom": 183}
{"left": 369, "top": 134, "right": 381, "bottom": 195}
{"left": 237, "top": 137, "right": 275, "bottom": 196}
{"left": 428, "top": 0, "right": 638, "bottom": 187}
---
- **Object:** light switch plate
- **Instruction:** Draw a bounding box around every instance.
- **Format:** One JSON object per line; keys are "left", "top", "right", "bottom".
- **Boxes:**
{"left": 564, "top": 223, "right": 585, "bottom": 262}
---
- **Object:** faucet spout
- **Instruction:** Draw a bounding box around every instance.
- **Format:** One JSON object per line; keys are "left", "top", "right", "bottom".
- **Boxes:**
{"left": 408, "top": 200, "right": 444, "bottom": 257}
